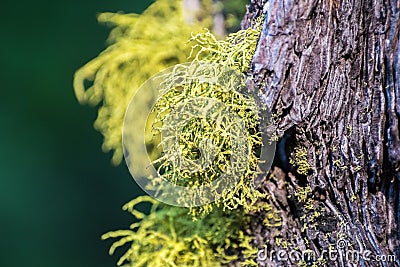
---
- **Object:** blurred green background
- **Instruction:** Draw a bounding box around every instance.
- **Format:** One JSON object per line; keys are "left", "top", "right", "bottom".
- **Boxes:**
{"left": 0, "top": 1, "right": 154, "bottom": 266}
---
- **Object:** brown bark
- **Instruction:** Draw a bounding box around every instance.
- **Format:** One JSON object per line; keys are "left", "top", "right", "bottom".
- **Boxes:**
{"left": 241, "top": 0, "right": 400, "bottom": 266}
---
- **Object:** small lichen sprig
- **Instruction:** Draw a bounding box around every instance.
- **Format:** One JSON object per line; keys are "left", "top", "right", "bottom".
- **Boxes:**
{"left": 73, "top": 0, "right": 208, "bottom": 165}
{"left": 102, "top": 196, "right": 257, "bottom": 267}
{"left": 290, "top": 147, "right": 312, "bottom": 175}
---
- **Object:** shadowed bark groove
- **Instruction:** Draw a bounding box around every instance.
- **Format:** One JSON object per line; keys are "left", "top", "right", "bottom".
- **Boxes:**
{"left": 241, "top": 0, "right": 400, "bottom": 266}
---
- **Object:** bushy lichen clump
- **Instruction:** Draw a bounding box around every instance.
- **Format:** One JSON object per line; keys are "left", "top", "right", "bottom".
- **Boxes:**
{"left": 151, "top": 69, "right": 264, "bottom": 216}
{"left": 101, "top": 24, "right": 267, "bottom": 266}
{"left": 153, "top": 81, "right": 260, "bottom": 188}
{"left": 189, "top": 23, "right": 265, "bottom": 216}
{"left": 73, "top": 0, "right": 250, "bottom": 166}
{"left": 74, "top": 0, "right": 208, "bottom": 165}
{"left": 102, "top": 196, "right": 258, "bottom": 267}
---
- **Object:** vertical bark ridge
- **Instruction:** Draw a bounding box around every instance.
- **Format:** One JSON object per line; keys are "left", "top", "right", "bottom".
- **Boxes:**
{"left": 242, "top": 0, "right": 400, "bottom": 266}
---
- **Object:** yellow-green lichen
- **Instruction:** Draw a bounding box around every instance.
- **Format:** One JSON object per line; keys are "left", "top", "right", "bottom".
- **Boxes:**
{"left": 293, "top": 185, "right": 327, "bottom": 254}
{"left": 102, "top": 196, "right": 259, "bottom": 267}
{"left": 73, "top": 0, "right": 251, "bottom": 166}
{"left": 151, "top": 77, "right": 265, "bottom": 217}
{"left": 75, "top": 1, "right": 270, "bottom": 266}
{"left": 74, "top": 0, "right": 209, "bottom": 165}
{"left": 290, "top": 147, "right": 312, "bottom": 175}
{"left": 189, "top": 22, "right": 262, "bottom": 73}
{"left": 183, "top": 19, "right": 264, "bottom": 216}
{"left": 126, "top": 17, "right": 264, "bottom": 218}
{"left": 293, "top": 185, "right": 312, "bottom": 204}
{"left": 74, "top": 0, "right": 266, "bottom": 215}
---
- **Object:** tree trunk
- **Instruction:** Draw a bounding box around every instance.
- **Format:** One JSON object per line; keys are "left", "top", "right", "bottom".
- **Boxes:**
{"left": 241, "top": 0, "right": 400, "bottom": 266}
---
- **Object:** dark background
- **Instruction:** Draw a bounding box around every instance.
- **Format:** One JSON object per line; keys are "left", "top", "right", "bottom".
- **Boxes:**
{"left": 1, "top": 1, "right": 154, "bottom": 266}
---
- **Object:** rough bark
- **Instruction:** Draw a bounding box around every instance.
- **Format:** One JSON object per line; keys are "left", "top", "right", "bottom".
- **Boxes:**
{"left": 241, "top": 0, "right": 400, "bottom": 266}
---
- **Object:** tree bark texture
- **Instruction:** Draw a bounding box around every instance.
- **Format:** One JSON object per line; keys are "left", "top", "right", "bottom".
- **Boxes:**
{"left": 241, "top": 0, "right": 400, "bottom": 266}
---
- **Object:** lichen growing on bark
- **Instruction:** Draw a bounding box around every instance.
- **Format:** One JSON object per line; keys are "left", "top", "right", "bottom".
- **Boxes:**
{"left": 99, "top": 22, "right": 277, "bottom": 267}
{"left": 102, "top": 196, "right": 259, "bottom": 267}
{"left": 74, "top": 1, "right": 280, "bottom": 266}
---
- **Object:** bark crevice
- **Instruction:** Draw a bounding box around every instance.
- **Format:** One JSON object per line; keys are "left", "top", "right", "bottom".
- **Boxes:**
{"left": 242, "top": 0, "right": 400, "bottom": 266}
